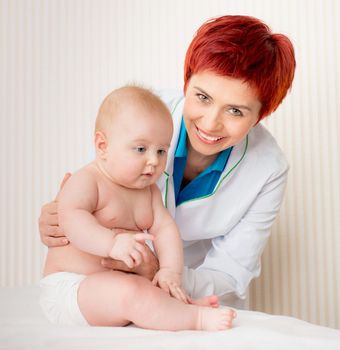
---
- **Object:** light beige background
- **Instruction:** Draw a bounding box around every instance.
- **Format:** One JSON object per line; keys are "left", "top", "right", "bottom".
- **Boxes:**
{"left": 0, "top": 0, "right": 339, "bottom": 329}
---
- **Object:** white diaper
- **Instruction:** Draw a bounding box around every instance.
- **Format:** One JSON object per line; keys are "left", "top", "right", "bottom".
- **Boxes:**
{"left": 39, "top": 272, "right": 88, "bottom": 326}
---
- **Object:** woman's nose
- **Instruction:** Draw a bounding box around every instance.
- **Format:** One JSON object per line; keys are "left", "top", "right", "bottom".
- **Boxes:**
{"left": 201, "top": 108, "right": 222, "bottom": 131}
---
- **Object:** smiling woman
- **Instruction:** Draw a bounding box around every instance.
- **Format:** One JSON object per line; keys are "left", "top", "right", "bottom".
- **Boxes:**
{"left": 183, "top": 72, "right": 261, "bottom": 161}
{"left": 183, "top": 16, "right": 295, "bottom": 120}
{"left": 39, "top": 15, "right": 296, "bottom": 311}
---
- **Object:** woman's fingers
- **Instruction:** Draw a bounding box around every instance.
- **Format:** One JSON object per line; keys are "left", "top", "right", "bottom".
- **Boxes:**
{"left": 101, "top": 258, "right": 132, "bottom": 271}
{"left": 101, "top": 237, "right": 159, "bottom": 280}
{"left": 43, "top": 235, "right": 69, "bottom": 247}
{"left": 130, "top": 250, "right": 142, "bottom": 266}
{"left": 133, "top": 234, "right": 154, "bottom": 264}
{"left": 43, "top": 213, "right": 59, "bottom": 227}
{"left": 123, "top": 256, "right": 135, "bottom": 269}
{"left": 41, "top": 201, "right": 58, "bottom": 216}
{"left": 134, "top": 242, "right": 149, "bottom": 262}
{"left": 39, "top": 201, "right": 69, "bottom": 246}
{"left": 46, "top": 225, "right": 65, "bottom": 237}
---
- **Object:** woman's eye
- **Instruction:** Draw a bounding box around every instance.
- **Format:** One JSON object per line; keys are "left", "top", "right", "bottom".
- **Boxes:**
{"left": 196, "top": 93, "right": 209, "bottom": 102}
{"left": 135, "top": 146, "right": 146, "bottom": 153}
{"left": 228, "top": 107, "right": 243, "bottom": 116}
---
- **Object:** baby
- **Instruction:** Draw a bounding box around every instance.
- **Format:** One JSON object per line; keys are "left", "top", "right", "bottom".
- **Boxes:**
{"left": 40, "top": 85, "right": 236, "bottom": 330}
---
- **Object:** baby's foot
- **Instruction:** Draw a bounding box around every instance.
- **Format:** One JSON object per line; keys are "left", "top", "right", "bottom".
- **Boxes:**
{"left": 197, "top": 307, "right": 236, "bottom": 331}
{"left": 189, "top": 295, "right": 219, "bottom": 308}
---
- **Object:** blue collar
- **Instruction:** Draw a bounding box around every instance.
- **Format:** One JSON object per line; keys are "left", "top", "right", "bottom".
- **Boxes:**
{"left": 173, "top": 118, "right": 233, "bottom": 205}
{"left": 174, "top": 118, "right": 231, "bottom": 174}
{"left": 174, "top": 118, "right": 188, "bottom": 158}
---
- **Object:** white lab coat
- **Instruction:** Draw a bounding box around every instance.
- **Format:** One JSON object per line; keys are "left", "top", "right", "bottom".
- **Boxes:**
{"left": 156, "top": 91, "right": 289, "bottom": 308}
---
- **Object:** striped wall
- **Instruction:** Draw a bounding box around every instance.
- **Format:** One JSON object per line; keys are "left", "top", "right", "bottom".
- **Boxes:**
{"left": 0, "top": 0, "right": 339, "bottom": 329}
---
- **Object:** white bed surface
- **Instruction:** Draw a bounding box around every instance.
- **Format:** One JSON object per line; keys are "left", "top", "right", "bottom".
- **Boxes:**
{"left": 0, "top": 286, "right": 339, "bottom": 350}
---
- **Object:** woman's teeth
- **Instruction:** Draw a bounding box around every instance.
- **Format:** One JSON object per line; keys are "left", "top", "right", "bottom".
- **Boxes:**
{"left": 197, "top": 128, "right": 222, "bottom": 142}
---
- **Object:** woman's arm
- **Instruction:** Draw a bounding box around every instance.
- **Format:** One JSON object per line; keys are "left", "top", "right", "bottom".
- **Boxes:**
{"left": 38, "top": 173, "right": 72, "bottom": 247}
{"left": 101, "top": 248, "right": 159, "bottom": 281}
{"left": 182, "top": 165, "right": 288, "bottom": 306}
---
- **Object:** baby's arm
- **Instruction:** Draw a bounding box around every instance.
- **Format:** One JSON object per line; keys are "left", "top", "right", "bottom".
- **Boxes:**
{"left": 148, "top": 185, "right": 187, "bottom": 302}
{"left": 58, "top": 169, "right": 151, "bottom": 265}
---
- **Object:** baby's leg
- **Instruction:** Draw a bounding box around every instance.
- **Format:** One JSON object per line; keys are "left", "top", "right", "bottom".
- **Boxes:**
{"left": 77, "top": 270, "right": 235, "bottom": 331}
{"left": 77, "top": 271, "right": 131, "bottom": 326}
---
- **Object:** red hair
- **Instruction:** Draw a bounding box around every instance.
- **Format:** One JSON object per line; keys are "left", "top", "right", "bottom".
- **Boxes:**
{"left": 184, "top": 15, "right": 296, "bottom": 120}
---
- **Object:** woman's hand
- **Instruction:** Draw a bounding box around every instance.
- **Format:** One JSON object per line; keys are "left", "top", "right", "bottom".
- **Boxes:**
{"left": 102, "top": 242, "right": 160, "bottom": 281}
{"left": 38, "top": 173, "right": 72, "bottom": 247}
{"left": 109, "top": 232, "right": 154, "bottom": 268}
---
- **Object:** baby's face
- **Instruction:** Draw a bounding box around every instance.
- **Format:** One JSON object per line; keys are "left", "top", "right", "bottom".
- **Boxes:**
{"left": 104, "top": 104, "right": 173, "bottom": 189}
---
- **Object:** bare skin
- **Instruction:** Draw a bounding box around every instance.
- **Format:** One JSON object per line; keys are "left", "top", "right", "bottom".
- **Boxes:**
{"left": 42, "top": 89, "right": 236, "bottom": 330}
{"left": 100, "top": 257, "right": 219, "bottom": 308}
{"left": 77, "top": 271, "right": 232, "bottom": 330}
{"left": 46, "top": 165, "right": 233, "bottom": 330}
{"left": 38, "top": 173, "right": 160, "bottom": 281}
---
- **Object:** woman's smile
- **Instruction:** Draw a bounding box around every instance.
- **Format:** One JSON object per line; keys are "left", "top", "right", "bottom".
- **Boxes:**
{"left": 195, "top": 125, "right": 224, "bottom": 144}
{"left": 183, "top": 71, "right": 261, "bottom": 157}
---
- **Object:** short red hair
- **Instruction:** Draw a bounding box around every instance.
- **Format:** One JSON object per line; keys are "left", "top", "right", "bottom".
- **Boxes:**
{"left": 184, "top": 15, "right": 296, "bottom": 120}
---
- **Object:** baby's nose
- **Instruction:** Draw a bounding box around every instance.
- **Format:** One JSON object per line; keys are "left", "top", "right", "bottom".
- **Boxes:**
{"left": 147, "top": 152, "right": 159, "bottom": 166}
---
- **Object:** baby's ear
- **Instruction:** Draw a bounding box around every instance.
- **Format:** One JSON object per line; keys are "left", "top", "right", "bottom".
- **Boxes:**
{"left": 95, "top": 131, "right": 108, "bottom": 160}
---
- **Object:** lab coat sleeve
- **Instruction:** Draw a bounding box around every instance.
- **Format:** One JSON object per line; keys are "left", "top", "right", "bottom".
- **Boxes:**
{"left": 182, "top": 266, "right": 244, "bottom": 307}
{"left": 183, "top": 163, "right": 288, "bottom": 303}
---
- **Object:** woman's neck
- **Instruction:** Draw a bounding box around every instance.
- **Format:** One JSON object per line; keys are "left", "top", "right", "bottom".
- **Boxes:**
{"left": 183, "top": 140, "right": 218, "bottom": 181}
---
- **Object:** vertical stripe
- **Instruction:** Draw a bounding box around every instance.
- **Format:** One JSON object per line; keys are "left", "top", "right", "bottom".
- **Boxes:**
{"left": 0, "top": 0, "right": 339, "bottom": 329}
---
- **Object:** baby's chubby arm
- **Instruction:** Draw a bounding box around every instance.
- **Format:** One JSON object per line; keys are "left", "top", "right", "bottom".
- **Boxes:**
{"left": 58, "top": 169, "right": 152, "bottom": 266}
{"left": 148, "top": 185, "right": 188, "bottom": 302}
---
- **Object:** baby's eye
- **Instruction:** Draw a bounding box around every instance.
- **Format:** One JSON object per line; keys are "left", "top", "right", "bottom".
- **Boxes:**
{"left": 157, "top": 149, "right": 167, "bottom": 155}
{"left": 135, "top": 146, "right": 146, "bottom": 153}
{"left": 228, "top": 107, "right": 243, "bottom": 117}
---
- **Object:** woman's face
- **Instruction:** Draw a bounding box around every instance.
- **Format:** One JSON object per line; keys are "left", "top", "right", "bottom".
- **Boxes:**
{"left": 183, "top": 71, "right": 262, "bottom": 157}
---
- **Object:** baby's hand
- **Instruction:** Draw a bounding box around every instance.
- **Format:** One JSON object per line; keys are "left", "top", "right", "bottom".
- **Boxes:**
{"left": 152, "top": 268, "right": 189, "bottom": 304}
{"left": 109, "top": 232, "right": 154, "bottom": 268}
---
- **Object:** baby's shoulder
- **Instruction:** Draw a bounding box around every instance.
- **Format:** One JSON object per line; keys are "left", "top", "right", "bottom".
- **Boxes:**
{"left": 56, "top": 163, "right": 99, "bottom": 207}
{"left": 62, "top": 163, "right": 99, "bottom": 193}
{"left": 71, "top": 163, "right": 98, "bottom": 181}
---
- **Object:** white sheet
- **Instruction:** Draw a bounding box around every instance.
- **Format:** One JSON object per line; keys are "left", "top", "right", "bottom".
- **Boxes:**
{"left": 0, "top": 286, "right": 339, "bottom": 350}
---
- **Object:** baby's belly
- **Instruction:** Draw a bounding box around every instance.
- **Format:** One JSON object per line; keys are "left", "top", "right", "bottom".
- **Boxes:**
{"left": 43, "top": 244, "right": 109, "bottom": 276}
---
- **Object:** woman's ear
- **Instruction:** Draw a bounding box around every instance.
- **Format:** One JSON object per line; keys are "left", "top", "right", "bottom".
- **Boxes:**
{"left": 95, "top": 131, "right": 108, "bottom": 160}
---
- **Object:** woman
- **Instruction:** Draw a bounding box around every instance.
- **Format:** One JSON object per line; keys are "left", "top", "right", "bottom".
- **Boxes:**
{"left": 39, "top": 15, "right": 295, "bottom": 308}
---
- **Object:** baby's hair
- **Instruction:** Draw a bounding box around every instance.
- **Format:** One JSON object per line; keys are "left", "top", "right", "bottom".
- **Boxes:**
{"left": 95, "top": 85, "right": 171, "bottom": 133}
